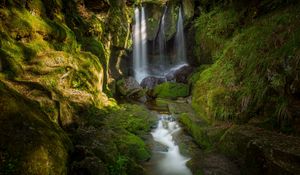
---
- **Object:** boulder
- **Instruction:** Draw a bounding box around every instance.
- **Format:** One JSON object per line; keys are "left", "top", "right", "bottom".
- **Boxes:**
{"left": 140, "top": 76, "right": 166, "bottom": 89}
{"left": 166, "top": 64, "right": 194, "bottom": 83}
{"left": 219, "top": 125, "right": 300, "bottom": 175}
{"left": 116, "top": 77, "right": 145, "bottom": 100}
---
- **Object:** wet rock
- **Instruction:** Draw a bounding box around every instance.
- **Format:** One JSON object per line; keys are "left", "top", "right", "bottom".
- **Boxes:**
{"left": 116, "top": 77, "right": 145, "bottom": 100}
{"left": 140, "top": 76, "right": 166, "bottom": 89}
{"left": 166, "top": 64, "right": 194, "bottom": 83}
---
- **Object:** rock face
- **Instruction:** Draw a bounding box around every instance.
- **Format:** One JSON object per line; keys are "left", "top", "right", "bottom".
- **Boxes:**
{"left": 0, "top": 0, "right": 145, "bottom": 174}
{"left": 144, "top": 0, "right": 194, "bottom": 41}
{"left": 140, "top": 76, "right": 166, "bottom": 89}
{"left": 219, "top": 126, "right": 300, "bottom": 175}
{"left": 0, "top": 82, "right": 72, "bottom": 175}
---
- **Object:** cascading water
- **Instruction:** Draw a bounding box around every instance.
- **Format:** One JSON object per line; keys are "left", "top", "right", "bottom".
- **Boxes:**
{"left": 133, "top": 5, "right": 188, "bottom": 82}
{"left": 175, "top": 6, "right": 187, "bottom": 64}
{"left": 145, "top": 114, "right": 192, "bottom": 175}
{"left": 158, "top": 7, "right": 167, "bottom": 70}
{"left": 133, "top": 7, "right": 148, "bottom": 83}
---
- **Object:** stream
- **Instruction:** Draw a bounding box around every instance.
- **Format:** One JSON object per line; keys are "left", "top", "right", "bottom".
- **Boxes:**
{"left": 144, "top": 113, "right": 192, "bottom": 175}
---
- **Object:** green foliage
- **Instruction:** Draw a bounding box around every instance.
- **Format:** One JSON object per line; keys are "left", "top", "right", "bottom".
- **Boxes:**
{"left": 109, "top": 155, "right": 128, "bottom": 175}
{"left": 193, "top": 6, "right": 240, "bottom": 63}
{"left": 153, "top": 82, "right": 190, "bottom": 99}
{"left": 192, "top": 1, "right": 300, "bottom": 132}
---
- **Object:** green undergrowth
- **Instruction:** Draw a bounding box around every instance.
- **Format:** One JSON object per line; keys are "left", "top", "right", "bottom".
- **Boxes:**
{"left": 191, "top": 1, "right": 300, "bottom": 133}
{"left": 72, "top": 104, "right": 156, "bottom": 175}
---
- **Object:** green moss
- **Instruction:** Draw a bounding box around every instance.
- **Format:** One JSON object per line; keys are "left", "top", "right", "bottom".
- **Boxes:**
{"left": 117, "top": 132, "right": 151, "bottom": 161}
{"left": 179, "top": 113, "right": 212, "bottom": 149}
{"left": 0, "top": 81, "right": 72, "bottom": 175}
{"left": 192, "top": 2, "right": 300, "bottom": 131}
{"left": 77, "top": 104, "right": 155, "bottom": 174}
{"left": 153, "top": 82, "right": 190, "bottom": 99}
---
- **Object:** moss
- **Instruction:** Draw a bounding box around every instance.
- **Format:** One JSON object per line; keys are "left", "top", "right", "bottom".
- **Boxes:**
{"left": 153, "top": 82, "right": 190, "bottom": 99}
{"left": 191, "top": 2, "right": 300, "bottom": 131}
{"left": 116, "top": 132, "right": 151, "bottom": 161}
{"left": 75, "top": 104, "right": 156, "bottom": 174}
{"left": 0, "top": 81, "right": 72, "bottom": 175}
{"left": 179, "top": 113, "right": 212, "bottom": 149}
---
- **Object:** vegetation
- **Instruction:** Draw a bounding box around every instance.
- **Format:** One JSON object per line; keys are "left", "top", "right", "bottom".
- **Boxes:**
{"left": 72, "top": 104, "right": 156, "bottom": 175}
{"left": 153, "top": 82, "right": 190, "bottom": 99}
{"left": 0, "top": 0, "right": 300, "bottom": 175}
{"left": 191, "top": 0, "right": 300, "bottom": 133}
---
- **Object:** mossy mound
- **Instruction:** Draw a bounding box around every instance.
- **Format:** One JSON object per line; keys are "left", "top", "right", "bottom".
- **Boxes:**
{"left": 153, "top": 82, "right": 190, "bottom": 99}
{"left": 70, "top": 104, "right": 156, "bottom": 175}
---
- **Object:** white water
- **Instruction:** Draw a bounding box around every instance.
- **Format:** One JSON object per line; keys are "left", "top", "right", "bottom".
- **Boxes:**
{"left": 133, "top": 7, "right": 148, "bottom": 83}
{"left": 149, "top": 114, "right": 192, "bottom": 175}
{"left": 175, "top": 6, "right": 187, "bottom": 64}
{"left": 133, "top": 6, "right": 188, "bottom": 83}
{"left": 158, "top": 7, "right": 167, "bottom": 70}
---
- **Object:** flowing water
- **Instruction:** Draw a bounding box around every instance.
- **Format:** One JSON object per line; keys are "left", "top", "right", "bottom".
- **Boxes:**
{"left": 175, "top": 6, "right": 187, "bottom": 64}
{"left": 145, "top": 114, "right": 192, "bottom": 175}
{"left": 158, "top": 7, "right": 167, "bottom": 71}
{"left": 133, "top": 6, "right": 188, "bottom": 82}
{"left": 133, "top": 7, "right": 148, "bottom": 83}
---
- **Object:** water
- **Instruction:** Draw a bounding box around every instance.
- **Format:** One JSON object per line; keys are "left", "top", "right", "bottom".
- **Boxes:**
{"left": 133, "top": 6, "right": 188, "bottom": 83}
{"left": 146, "top": 114, "right": 192, "bottom": 175}
{"left": 133, "top": 7, "right": 148, "bottom": 83}
{"left": 158, "top": 7, "right": 167, "bottom": 71}
{"left": 175, "top": 6, "right": 187, "bottom": 64}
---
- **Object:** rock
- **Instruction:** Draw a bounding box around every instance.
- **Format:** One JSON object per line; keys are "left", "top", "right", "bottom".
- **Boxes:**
{"left": 70, "top": 156, "right": 109, "bottom": 175}
{"left": 144, "top": 0, "right": 194, "bottom": 41}
{"left": 140, "top": 76, "right": 166, "bottom": 89}
{"left": 166, "top": 64, "right": 194, "bottom": 83}
{"left": 0, "top": 83, "right": 72, "bottom": 175}
{"left": 116, "top": 77, "right": 145, "bottom": 100}
{"left": 144, "top": 3, "right": 164, "bottom": 41}
{"left": 219, "top": 125, "right": 300, "bottom": 175}
{"left": 153, "top": 82, "right": 190, "bottom": 99}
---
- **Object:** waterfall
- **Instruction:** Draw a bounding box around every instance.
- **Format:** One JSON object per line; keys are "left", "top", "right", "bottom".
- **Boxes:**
{"left": 133, "top": 7, "right": 148, "bottom": 83}
{"left": 158, "top": 7, "right": 167, "bottom": 71}
{"left": 175, "top": 6, "right": 187, "bottom": 64}
{"left": 147, "top": 114, "right": 192, "bottom": 175}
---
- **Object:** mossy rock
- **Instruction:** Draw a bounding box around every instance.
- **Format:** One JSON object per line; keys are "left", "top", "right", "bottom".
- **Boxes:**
{"left": 153, "top": 82, "right": 190, "bottom": 99}
{"left": 116, "top": 77, "right": 145, "bottom": 100}
{"left": 72, "top": 104, "right": 156, "bottom": 175}
{"left": 218, "top": 125, "right": 300, "bottom": 174}
{"left": 0, "top": 81, "right": 72, "bottom": 175}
